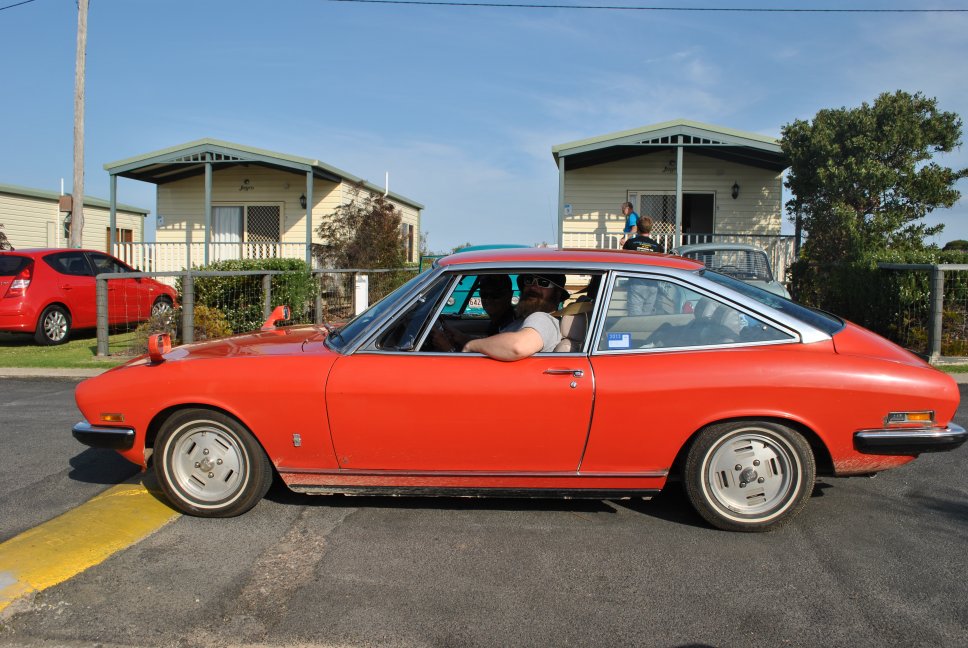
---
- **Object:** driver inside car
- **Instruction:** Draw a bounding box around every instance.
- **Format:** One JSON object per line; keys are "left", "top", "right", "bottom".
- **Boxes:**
{"left": 462, "top": 273, "right": 568, "bottom": 361}
{"left": 430, "top": 274, "right": 515, "bottom": 351}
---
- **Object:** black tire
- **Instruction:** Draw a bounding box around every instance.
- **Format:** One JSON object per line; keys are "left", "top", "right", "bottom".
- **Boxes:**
{"left": 154, "top": 409, "right": 272, "bottom": 517}
{"left": 35, "top": 304, "right": 71, "bottom": 345}
{"left": 151, "top": 296, "right": 174, "bottom": 317}
{"left": 683, "top": 420, "right": 815, "bottom": 532}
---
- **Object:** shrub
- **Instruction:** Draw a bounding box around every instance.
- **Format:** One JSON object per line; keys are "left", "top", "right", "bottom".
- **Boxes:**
{"left": 128, "top": 305, "right": 233, "bottom": 355}
{"left": 178, "top": 258, "right": 314, "bottom": 334}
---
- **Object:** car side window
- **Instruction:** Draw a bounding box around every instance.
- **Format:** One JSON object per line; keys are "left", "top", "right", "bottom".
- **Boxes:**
{"left": 598, "top": 276, "right": 793, "bottom": 352}
{"left": 89, "top": 254, "right": 128, "bottom": 275}
{"left": 44, "top": 252, "right": 93, "bottom": 277}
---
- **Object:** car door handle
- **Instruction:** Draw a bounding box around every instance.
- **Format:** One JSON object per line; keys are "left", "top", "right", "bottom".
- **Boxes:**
{"left": 544, "top": 369, "right": 584, "bottom": 377}
{"left": 60, "top": 284, "right": 72, "bottom": 291}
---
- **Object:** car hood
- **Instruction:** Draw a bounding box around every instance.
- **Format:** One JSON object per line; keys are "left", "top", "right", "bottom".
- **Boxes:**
{"left": 832, "top": 321, "right": 930, "bottom": 368}
{"left": 156, "top": 325, "right": 331, "bottom": 362}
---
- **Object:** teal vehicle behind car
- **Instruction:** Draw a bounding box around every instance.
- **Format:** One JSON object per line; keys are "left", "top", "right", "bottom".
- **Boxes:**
{"left": 421, "top": 244, "right": 529, "bottom": 316}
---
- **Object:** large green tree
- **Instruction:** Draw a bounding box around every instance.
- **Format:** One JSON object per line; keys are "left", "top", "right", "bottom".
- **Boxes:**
{"left": 313, "top": 184, "right": 407, "bottom": 269}
{"left": 782, "top": 90, "right": 967, "bottom": 262}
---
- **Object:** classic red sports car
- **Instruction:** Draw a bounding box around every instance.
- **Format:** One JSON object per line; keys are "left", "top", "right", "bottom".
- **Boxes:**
{"left": 72, "top": 248, "right": 966, "bottom": 531}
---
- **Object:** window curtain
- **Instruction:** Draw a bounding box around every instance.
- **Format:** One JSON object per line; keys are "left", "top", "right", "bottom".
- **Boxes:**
{"left": 212, "top": 206, "right": 243, "bottom": 261}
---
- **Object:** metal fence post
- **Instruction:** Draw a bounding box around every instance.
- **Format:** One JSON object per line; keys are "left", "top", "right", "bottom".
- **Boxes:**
{"left": 315, "top": 273, "right": 323, "bottom": 324}
{"left": 96, "top": 276, "right": 109, "bottom": 356}
{"left": 182, "top": 271, "right": 194, "bottom": 344}
{"left": 928, "top": 265, "right": 944, "bottom": 362}
{"left": 354, "top": 273, "right": 369, "bottom": 315}
{"left": 263, "top": 274, "right": 272, "bottom": 320}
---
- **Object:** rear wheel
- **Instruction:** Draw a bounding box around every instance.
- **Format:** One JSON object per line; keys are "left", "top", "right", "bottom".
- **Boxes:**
{"left": 684, "top": 420, "right": 815, "bottom": 532}
{"left": 151, "top": 296, "right": 174, "bottom": 317}
{"left": 35, "top": 305, "right": 71, "bottom": 345}
{"left": 154, "top": 409, "right": 272, "bottom": 517}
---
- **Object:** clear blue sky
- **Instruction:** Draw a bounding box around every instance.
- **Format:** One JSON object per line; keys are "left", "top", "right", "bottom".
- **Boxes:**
{"left": 2, "top": 0, "right": 967, "bottom": 252}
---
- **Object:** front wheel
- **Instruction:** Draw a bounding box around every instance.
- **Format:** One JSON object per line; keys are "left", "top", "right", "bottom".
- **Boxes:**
{"left": 154, "top": 409, "right": 272, "bottom": 517}
{"left": 684, "top": 421, "right": 815, "bottom": 532}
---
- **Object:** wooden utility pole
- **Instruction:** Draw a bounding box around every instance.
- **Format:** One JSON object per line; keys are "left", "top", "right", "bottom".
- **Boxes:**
{"left": 71, "top": 0, "right": 88, "bottom": 248}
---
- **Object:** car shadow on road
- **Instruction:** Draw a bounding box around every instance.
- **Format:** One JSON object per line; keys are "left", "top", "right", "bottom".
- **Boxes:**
{"left": 264, "top": 479, "right": 720, "bottom": 529}
{"left": 68, "top": 448, "right": 140, "bottom": 485}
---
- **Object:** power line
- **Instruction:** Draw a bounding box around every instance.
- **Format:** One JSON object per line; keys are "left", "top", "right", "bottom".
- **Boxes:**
{"left": 323, "top": 0, "right": 968, "bottom": 11}
{"left": 0, "top": 0, "right": 40, "bottom": 12}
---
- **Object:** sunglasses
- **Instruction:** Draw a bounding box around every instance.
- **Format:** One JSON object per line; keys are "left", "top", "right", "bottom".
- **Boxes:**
{"left": 520, "top": 275, "right": 563, "bottom": 290}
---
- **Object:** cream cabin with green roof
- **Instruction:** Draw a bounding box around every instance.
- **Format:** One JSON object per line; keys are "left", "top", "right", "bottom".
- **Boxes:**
{"left": 104, "top": 139, "right": 423, "bottom": 271}
{"left": 552, "top": 119, "right": 793, "bottom": 277}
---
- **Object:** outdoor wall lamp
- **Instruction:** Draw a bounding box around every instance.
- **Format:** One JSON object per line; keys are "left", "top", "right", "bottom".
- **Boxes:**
{"left": 299, "top": 194, "right": 307, "bottom": 209}
{"left": 731, "top": 182, "right": 740, "bottom": 199}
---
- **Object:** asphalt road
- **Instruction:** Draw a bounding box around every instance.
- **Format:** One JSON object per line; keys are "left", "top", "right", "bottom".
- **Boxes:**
{"left": 0, "top": 377, "right": 966, "bottom": 648}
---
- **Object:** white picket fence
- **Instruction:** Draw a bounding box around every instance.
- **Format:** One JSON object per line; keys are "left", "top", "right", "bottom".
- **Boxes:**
{"left": 113, "top": 241, "right": 311, "bottom": 273}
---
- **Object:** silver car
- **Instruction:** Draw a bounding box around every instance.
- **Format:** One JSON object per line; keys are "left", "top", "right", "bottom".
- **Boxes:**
{"left": 673, "top": 243, "right": 791, "bottom": 298}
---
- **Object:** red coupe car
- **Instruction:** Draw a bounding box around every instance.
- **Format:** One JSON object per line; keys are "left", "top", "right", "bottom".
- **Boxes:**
{"left": 72, "top": 248, "right": 965, "bottom": 531}
{"left": 0, "top": 248, "right": 177, "bottom": 345}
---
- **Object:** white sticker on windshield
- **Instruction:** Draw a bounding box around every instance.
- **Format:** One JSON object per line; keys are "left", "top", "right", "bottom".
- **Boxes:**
{"left": 607, "top": 333, "right": 631, "bottom": 349}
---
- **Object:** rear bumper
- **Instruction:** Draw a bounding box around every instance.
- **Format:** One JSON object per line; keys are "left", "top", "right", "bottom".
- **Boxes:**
{"left": 854, "top": 423, "right": 967, "bottom": 455}
{"left": 0, "top": 309, "right": 31, "bottom": 333}
{"left": 72, "top": 421, "right": 136, "bottom": 450}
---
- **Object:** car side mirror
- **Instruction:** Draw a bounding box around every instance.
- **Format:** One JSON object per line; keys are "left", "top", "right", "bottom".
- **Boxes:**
{"left": 261, "top": 305, "right": 291, "bottom": 330}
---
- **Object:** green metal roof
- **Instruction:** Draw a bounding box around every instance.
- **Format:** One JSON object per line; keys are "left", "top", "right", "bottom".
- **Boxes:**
{"left": 0, "top": 182, "right": 150, "bottom": 215}
{"left": 552, "top": 119, "right": 788, "bottom": 172}
{"left": 103, "top": 138, "right": 424, "bottom": 210}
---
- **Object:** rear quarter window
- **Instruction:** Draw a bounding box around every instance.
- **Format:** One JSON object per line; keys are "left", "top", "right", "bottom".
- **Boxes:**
{"left": 0, "top": 255, "right": 30, "bottom": 276}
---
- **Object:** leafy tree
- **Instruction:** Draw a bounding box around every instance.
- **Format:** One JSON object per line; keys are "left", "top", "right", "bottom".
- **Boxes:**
{"left": 313, "top": 183, "right": 407, "bottom": 270}
{"left": 942, "top": 239, "right": 968, "bottom": 251}
{"left": 782, "top": 90, "right": 967, "bottom": 263}
{"left": 0, "top": 223, "right": 11, "bottom": 250}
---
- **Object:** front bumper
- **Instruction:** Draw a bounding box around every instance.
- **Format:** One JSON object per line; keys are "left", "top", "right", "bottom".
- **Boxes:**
{"left": 854, "top": 422, "right": 967, "bottom": 455}
{"left": 72, "top": 421, "right": 136, "bottom": 450}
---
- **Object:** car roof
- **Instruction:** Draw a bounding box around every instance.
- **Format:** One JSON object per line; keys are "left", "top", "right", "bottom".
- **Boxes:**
{"left": 437, "top": 247, "right": 704, "bottom": 271}
{"left": 675, "top": 243, "right": 766, "bottom": 254}
{"left": 0, "top": 248, "right": 104, "bottom": 256}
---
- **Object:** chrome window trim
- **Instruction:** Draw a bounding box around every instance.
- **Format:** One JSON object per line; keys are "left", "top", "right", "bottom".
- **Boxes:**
{"left": 342, "top": 259, "right": 832, "bottom": 356}
{"left": 587, "top": 269, "right": 816, "bottom": 356}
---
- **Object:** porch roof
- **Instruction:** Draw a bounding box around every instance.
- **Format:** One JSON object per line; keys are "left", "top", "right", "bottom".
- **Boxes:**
{"left": 103, "top": 138, "right": 424, "bottom": 210}
{"left": 551, "top": 119, "right": 789, "bottom": 172}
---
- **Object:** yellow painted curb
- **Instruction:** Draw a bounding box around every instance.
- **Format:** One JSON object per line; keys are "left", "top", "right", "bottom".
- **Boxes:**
{"left": 0, "top": 481, "right": 180, "bottom": 613}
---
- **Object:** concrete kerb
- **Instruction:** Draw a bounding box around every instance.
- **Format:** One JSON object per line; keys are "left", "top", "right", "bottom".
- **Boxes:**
{"left": 0, "top": 367, "right": 106, "bottom": 378}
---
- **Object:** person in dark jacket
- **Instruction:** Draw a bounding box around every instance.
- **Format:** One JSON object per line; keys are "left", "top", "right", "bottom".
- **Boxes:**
{"left": 623, "top": 215, "right": 665, "bottom": 253}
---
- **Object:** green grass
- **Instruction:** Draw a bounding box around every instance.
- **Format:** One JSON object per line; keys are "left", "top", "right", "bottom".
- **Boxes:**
{"left": 936, "top": 364, "right": 968, "bottom": 374}
{"left": 0, "top": 331, "right": 133, "bottom": 368}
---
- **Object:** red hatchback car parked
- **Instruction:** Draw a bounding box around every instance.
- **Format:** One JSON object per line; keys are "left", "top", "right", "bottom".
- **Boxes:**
{"left": 0, "top": 248, "right": 177, "bottom": 345}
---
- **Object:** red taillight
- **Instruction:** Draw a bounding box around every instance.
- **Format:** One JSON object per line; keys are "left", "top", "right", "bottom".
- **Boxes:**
{"left": 5, "top": 262, "right": 32, "bottom": 298}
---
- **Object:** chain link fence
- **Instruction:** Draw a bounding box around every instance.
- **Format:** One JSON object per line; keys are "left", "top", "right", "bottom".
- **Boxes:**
{"left": 878, "top": 264, "right": 968, "bottom": 360}
{"left": 94, "top": 268, "right": 418, "bottom": 357}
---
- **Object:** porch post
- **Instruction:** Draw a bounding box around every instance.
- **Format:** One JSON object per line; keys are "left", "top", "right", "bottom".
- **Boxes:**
{"left": 306, "top": 170, "right": 313, "bottom": 266}
{"left": 675, "top": 137, "right": 683, "bottom": 248}
{"left": 109, "top": 173, "right": 117, "bottom": 255}
{"left": 557, "top": 156, "right": 565, "bottom": 249}
{"left": 204, "top": 159, "right": 212, "bottom": 265}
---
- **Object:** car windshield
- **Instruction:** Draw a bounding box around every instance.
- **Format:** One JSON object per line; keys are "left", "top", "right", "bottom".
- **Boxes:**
{"left": 700, "top": 269, "right": 844, "bottom": 335}
{"left": 325, "top": 272, "right": 428, "bottom": 352}
{"left": 683, "top": 248, "right": 774, "bottom": 282}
